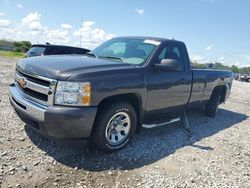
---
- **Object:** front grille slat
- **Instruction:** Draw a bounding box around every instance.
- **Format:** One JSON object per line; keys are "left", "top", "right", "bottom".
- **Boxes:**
{"left": 17, "top": 84, "right": 48, "bottom": 101}
{"left": 16, "top": 70, "right": 50, "bottom": 87}
{"left": 14, "top": 69, "right": 56, "bottom": 106}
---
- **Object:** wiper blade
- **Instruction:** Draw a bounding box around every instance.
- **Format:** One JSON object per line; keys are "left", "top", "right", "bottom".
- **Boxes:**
{"left": 85, "top": 53, "right": 96, "bottom": 57}
{"left": 98, "top": 56, "right": 123, "bottom": 62}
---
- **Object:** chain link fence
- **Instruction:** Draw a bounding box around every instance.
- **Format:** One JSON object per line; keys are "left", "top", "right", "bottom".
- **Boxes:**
{"left": 0, "top": 44, "right": 15, "bottom": 51}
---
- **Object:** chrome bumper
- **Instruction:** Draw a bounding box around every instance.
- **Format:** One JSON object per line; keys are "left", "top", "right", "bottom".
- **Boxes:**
{"left": 9, "top": 83, "right": 98, "bottom": 139}
{"left": 9, "top": 83, "right": 46, "bottom": 121}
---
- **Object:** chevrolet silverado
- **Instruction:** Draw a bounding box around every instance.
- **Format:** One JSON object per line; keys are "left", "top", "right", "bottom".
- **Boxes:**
{"left": 9, "top": 37, "right": 233, "bottom": 151}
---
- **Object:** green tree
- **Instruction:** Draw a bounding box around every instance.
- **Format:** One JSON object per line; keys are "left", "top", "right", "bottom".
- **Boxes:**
{"left": 239, "top": 67, "right": 250, "bottom": 75}
{"left": 191, "top": 61, "right": 206, "bottom": 69}
{"left": 231, "top": 65, "right": 239, "bottom": 73}
{"left": 213, "top": 62, "right": 231, "bottom": 70}
{"left": 13, "top": 41, "right": 32, "bottom": 53}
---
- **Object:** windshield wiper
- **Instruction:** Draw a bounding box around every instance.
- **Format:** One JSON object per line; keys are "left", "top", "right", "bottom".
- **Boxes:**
{"left": 85, "top": 52, "right": 96, "bottom": 57}
{"left": 98, "top": 56, "right": 123, "bottom": 62}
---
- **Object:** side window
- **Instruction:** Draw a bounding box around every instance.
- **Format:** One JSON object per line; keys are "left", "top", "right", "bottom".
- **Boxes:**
{"left": 57, "top": 47, "right": 68, "bottom": 54}
{"left": 46, "top": 46, "right": 60, "bottom": 55}
{"left": 157, "top": 44, "right": 184, "bottom": 71}
{"left": 44, "top": 47, "right": 52, "bottom": 55}
{"left": 158, "top": 48, "right": 166, "bottom": 60}
{"left": 64, "top": 47, "right": 72, "bottom": 54}
{"left": 72, "top": 48, "right": 80, "bottom": 54}
{"left": 67, "top": 47, "right": 77, "bottom": 54}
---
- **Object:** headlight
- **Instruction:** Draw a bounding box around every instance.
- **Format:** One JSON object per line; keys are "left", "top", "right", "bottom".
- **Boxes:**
{"left": 55, "top": 81, "right": 91, "bottom": 106}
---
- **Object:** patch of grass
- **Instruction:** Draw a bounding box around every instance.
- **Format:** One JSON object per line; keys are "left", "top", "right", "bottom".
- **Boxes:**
{"left": 0, "top": 50, "right": 25, "bottom": 58}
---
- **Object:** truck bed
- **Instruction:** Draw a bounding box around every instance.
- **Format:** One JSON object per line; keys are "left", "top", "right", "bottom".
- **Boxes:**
{"left": 188, "top": 69, "right": 233, "bottom": 107}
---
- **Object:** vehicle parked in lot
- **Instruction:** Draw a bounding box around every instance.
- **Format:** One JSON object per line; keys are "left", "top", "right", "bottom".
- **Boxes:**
{"left": 237, "top": 74, "right": 250, "bottom": 82}
{"left": 234, "top": 73, "right": 240, "bottom": 80}
{"left": 243, "top": 75, "right": 250, "bottom": 82}
{"left": 25, "top": 44, "right": 90, "bottom": 58}
{"left": 9, "top": 37, "right": 233, "bottom": 151}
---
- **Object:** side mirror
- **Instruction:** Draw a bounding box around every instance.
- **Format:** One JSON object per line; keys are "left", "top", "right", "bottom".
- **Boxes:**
{"left": 155, "top": 59, "right": 180, "bottom": 71}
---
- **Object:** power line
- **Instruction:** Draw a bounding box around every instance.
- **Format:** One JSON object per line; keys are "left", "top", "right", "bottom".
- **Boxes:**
{"left": 80, "top": 17, "right": 82, "bottom": 47}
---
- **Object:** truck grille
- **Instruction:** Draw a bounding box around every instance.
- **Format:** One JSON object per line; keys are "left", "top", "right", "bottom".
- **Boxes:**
{"left": 17, "top": 86, "right": 48, "bottom": 101}
{"left": 17, "top": 69, "right": 50, "bottom": 87}
{"left": 15, "top": 68, "right": 57, "bottom": 106}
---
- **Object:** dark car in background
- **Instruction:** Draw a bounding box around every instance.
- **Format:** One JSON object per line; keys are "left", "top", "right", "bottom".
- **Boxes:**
{"left": 25, "top": 44, "right": 90, "bottom": 58}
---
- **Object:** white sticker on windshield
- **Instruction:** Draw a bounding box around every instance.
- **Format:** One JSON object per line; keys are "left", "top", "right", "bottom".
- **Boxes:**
{"left": 143, "top": 39, "right": 161, "bottom": 46}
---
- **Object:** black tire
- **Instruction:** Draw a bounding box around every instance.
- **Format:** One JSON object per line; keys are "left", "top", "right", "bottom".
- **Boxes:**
{"left": 90, "top": 102, "right": 137, "bottom": 152}
{"left": 205, "top": 92, "right": 221, "bottom": 117}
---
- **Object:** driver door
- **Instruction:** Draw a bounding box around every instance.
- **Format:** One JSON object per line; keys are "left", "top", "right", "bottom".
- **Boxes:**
{"left": 145, "top": 42, "right": 192, "bottom": 120}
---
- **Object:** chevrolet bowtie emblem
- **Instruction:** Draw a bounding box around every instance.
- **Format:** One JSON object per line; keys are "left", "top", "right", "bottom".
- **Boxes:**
{"left": 18, "top": 78, "right": 26, "bottom": 88}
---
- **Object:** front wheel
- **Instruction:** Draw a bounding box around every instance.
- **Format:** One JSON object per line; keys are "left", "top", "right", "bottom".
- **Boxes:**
{"left": 90, "top": 102, "right": 137, "bottom": 152}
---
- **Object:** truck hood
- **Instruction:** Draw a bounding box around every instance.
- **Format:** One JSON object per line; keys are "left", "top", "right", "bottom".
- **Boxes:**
{"left": 16, "top": 55, "right": 131, "bottom": 80}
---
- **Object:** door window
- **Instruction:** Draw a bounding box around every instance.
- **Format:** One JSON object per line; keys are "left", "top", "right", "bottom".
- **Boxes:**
{"left": 157, "top": 44, "right": 184, "bottom": 71}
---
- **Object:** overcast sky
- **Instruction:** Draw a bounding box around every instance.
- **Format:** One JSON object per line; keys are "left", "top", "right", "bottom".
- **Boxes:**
{"left": 0, "top": 0, "right": 250, "bottom": 67}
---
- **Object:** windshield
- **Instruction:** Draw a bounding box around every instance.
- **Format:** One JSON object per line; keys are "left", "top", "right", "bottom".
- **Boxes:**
{"left": 91, "top": 38, "right": 159, "bottom": 66}
{"left": 26, "top": 46, "right": 46, "bottom": 57}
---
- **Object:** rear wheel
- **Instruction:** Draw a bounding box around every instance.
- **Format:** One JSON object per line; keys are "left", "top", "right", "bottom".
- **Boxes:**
{"left": 205, "top": 92, "right": 221, "bottom": 117}
{"left": 90, "top": 102, "right": 137, "bottom": 152}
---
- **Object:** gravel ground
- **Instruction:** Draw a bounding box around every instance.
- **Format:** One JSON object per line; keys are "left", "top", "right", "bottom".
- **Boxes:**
{"left": 0, "top": 58, "right": 249, "bottom": 188}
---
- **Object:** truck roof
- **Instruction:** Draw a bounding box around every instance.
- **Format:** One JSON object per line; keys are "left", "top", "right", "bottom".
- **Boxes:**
{"left": 115, "top": 36, "right": 184, "bottom": 44}
{"left": 31, "top": 44, "right": 89, "bottom": 51}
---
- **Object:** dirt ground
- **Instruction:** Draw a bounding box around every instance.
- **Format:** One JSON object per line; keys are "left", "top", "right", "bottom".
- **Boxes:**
{"left": 0, "top": 58, "right": 249, "bottom": 188}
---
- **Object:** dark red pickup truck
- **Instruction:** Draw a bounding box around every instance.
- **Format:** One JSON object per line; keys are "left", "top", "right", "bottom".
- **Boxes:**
{"left": 9, "top": 36, "right": 233, "bottom": 151}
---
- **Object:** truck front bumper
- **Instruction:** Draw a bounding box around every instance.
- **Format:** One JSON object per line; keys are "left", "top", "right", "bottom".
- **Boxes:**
{"left": 9, "top": 84, "right": 97, "bottom": 141}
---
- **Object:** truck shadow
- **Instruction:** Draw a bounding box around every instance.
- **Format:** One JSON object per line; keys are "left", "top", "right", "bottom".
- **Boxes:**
{"left": 25, "top": 108, "right": 248, "bottom": 171}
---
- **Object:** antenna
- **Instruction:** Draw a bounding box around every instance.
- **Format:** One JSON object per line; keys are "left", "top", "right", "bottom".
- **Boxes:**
{"left": 80, "top": 17, "right": 82, "bottom": 47}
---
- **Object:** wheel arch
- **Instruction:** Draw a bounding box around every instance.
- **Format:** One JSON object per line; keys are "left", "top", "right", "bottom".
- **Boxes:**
{"left": 96, "top": 93, "right": 143, "bottom": 132}
{"left": 211, "top": 85, "right": 227, "bottom": 104}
